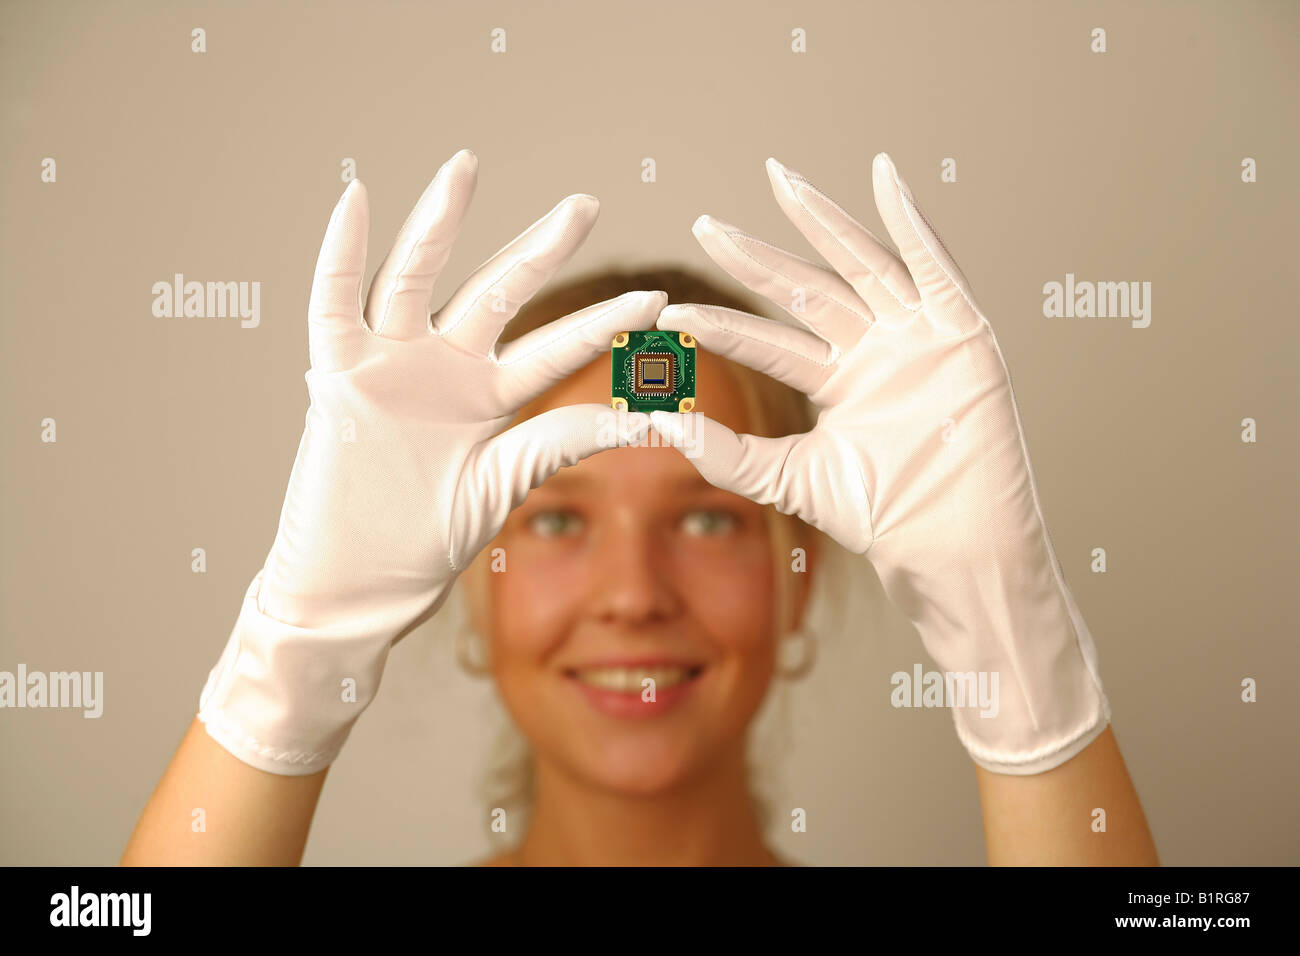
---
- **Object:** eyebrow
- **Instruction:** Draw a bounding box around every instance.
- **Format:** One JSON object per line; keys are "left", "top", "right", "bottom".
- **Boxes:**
{"left": 538, "top": 471, "right": 593, "bottom": 490}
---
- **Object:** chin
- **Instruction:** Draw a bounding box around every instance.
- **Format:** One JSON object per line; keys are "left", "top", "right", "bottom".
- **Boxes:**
{"left": 570, "top": 736, "right": 709, "bottom": 797}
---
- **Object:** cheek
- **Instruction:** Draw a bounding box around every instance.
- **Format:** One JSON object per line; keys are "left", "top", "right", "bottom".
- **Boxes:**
{"left": 486, "top": 535, "right": 580, "bottom": 669}
{"left": 672, "top": 531, "right": 777, "bottom": 656}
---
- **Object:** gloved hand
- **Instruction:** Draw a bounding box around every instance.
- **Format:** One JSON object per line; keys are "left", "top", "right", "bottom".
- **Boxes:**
{"left": 651, "top": 153, "right": 1110, "bottom": 775}
{"left": 198, "top": 149, "right": 661, "bottom": 775}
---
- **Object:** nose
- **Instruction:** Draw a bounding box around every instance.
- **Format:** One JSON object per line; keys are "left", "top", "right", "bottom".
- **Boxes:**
{"left": 585, "top": 509, "right": 681, "bottom": 624}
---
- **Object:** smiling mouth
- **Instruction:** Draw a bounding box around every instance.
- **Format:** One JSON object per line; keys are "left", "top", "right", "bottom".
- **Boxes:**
{"left": 566, "top": 666, "right": 705, "bottom": 693}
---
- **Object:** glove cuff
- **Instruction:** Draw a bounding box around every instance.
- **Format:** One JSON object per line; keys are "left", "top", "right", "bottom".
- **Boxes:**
{"left": 944, "top": 588, "right": 1113, "bottom": 776}
{"left": 196, "top": 572, "right": 391, "bottom": 776}
{"left": 959, "top": 697, "right": 1112, "bottom": 776}
{"left": 875, "top": 536, "right": 1113, "bottom": 775}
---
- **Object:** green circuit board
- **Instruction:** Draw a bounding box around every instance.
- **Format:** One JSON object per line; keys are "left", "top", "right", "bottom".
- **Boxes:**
{"left": 611, "top": 330, "right": 697, "bottom": 412}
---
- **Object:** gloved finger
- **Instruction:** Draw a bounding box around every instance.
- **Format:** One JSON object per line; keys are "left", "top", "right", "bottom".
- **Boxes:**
{"left": 434, "top": 194, "right": 600, "bottom": 356}
{"left": 494, "top": 291, "right": 666, "bottom": 409}
{"left": 651, "top": 411, "right": 869, "bottom": 551}
{"left": 656, "top": 302, "right": 834, "bottom": 398}
{"left": 363, "top": 149, "right": 478, "bottom": 340}
{"left": 451, "top": 404, "right": 652, "bottom": 568}
{"left": 307, "top": 179, "right": 369, "bottom": 370}
{"left": 871, "top": 152, "right": 980, "bottom": 337}
{"left": 647, "top": 410, "right": 806, "bottom": 508}
{"left": 691, "top": 214, "right": 871, "bottom": 354}
{"left": 765, "top": 157, "right": 922, "bottom": 323}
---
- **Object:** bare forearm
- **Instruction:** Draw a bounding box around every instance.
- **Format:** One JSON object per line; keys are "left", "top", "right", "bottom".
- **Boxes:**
{"left": 121, "top": 717, "right": 328, "bottom": 866}
{"left": 975, "top": 725, "right": 1158, "bottom": 866}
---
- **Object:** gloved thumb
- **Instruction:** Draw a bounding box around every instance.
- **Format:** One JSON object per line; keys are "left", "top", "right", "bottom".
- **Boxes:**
{"left": 649, "top": 411, "right": 803, "bottom": 508}
{"left": 451, "top": 404, "right": 651, "bottom": 567}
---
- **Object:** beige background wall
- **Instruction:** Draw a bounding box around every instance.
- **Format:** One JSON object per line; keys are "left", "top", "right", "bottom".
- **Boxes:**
{"left": 1, "top": 0, "right": 1296, "bottom": 865}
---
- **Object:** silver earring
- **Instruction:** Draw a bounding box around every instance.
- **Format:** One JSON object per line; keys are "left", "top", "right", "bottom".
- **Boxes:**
{"left": 776, "top": 629, "right": 817, "bottom": 680}
{"left": 455, "top": 627, "right": 492, "bottom": 677}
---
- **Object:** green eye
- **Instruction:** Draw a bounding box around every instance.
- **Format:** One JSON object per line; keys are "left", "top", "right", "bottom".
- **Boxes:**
{"left": 528, "top": 509, "right": 584, "bottom": 539}
{"left": 680, "top": 509, "right": 738, "bottom": 537}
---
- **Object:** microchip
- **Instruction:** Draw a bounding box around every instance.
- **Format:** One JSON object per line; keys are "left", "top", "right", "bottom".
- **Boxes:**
{"left": 633, "top": 354, "right": 675, "bottom": 394}
{"left": 611, "top": 330, "right": 696, "bottom": 412}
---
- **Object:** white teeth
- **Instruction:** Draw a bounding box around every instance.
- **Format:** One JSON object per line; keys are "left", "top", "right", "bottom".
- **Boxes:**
{"left": 572, "top": 667, "right": 697, "bottom": 692}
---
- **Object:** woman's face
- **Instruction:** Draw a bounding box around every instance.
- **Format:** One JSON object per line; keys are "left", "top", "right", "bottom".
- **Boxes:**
{"left": 483, "top": 352, "right": 780, "bottom": 795}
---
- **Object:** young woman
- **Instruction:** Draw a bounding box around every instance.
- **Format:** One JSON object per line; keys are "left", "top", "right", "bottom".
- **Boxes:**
{"left": 121, "top": 149, "right": 1158, "bottom": 866}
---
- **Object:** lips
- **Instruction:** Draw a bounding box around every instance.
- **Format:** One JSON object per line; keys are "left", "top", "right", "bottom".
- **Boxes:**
{"left": 563, "top": 660, "right": 707, "bottom": 719}
{"left": 567, "top": 665, "right": 703, "bottom": 692}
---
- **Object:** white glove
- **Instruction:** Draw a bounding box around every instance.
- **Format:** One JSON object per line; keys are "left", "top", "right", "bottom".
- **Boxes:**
{"left": 651, "top": 153, "right": 1110, "bottom": 775}
{"left": 198, "top": 150, "right": 661, "bottom": 774}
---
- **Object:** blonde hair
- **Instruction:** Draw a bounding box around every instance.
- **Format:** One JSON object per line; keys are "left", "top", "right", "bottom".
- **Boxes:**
{"left": 458, "top": 265, "right": 832, "bottom": 838}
